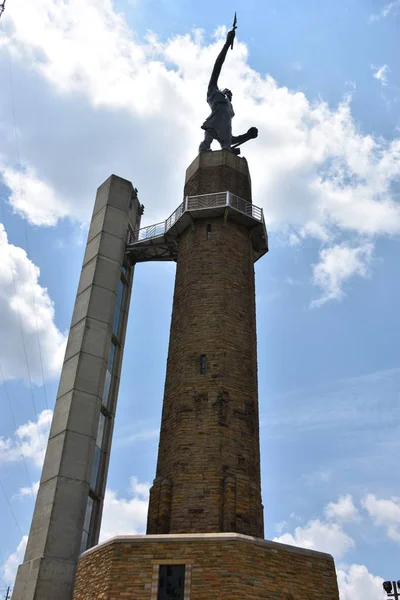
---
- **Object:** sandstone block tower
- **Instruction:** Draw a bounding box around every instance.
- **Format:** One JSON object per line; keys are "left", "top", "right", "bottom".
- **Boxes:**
{"left": 147, "top": 151, "right": 264, "bottom": 539}
{"left": 13, "top": 151, "right": 340, "bottom": 600}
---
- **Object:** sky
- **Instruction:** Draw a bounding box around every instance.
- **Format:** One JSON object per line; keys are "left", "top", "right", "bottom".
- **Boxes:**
{"left": 0, "top": 0, "right": 399, "bottom": 597}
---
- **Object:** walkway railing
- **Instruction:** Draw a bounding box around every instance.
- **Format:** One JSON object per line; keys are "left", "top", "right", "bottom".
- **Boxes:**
{"left": 127, "top": 191, "right": 263, "bottom": 245}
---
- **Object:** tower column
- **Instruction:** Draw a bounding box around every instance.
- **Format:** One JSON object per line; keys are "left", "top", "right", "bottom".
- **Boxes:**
{"left": 147, "top": 151, "right": 264, "bottom": 538}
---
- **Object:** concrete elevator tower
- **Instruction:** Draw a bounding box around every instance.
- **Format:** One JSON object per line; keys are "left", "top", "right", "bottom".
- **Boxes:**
{"left": 12, "top": 176, "right": 142, "bottom": 600}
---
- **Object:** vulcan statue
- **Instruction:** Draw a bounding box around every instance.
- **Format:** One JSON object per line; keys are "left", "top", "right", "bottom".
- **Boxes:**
{"left": 199, "top": 15, "right": 258, "bottom": 155}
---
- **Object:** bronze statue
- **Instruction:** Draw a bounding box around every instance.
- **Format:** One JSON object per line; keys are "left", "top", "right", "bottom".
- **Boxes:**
{"left": 199, "top": 14, "right": 258, "bottom": 155}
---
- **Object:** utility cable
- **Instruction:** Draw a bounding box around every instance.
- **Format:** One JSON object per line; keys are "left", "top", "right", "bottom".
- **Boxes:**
{"left": 0, "top": 481, "right": 22, "bottom": 600}
{"left": 1, "top": 19, "right": 44, "bottom": 455}
{"left": 0, "top": 547, "right": 8, "bottom": 590}
{"left": 0, "top": 479, "right": 23, "bottom": 539}
{"left": 0, "top": 363, "right": 36, "bottom": 500}
{"left": 3, "top": 16, "right": 50, "bottom": 413}
{"left": 0, "top": 198, "right": 45, "bottom": 460}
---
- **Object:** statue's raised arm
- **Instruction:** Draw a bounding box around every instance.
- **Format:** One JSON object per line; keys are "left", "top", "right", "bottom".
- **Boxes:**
{"left": 207, "top": 29, "right": 236, "bottom": 97}
{"left": 199, "top": 17, "right": 259, "bottom": 155}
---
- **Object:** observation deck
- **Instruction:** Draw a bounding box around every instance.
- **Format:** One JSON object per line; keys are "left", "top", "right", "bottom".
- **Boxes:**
{"left": 126, "top": 191, "right": 268, "bottom": 263}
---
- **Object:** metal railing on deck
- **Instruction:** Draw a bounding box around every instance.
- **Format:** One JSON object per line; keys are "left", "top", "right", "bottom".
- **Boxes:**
{"left": 186, "top": 192, "right": 227, "bottom": 210}
{"left": 165, "top": 200, "right": 186, "bottom": 231}
{"left": 230, "top": 193, "right": 263, "bottom": 220}
{"left": 127, "top": 191, "right": 263, "bottom": 245}
{"left": 129, "top": 221, "right": 165, "bottom": 243}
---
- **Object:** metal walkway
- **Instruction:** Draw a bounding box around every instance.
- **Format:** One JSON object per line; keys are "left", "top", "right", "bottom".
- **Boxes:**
{"left": 126, "top": 191, "right": 268, "bottom": 263}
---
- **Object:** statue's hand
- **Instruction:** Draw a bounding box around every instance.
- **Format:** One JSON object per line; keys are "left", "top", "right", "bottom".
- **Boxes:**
{"left": 248, "top": 127, "right": 258, "bottom": 139}
{"left": 226, "top": 29, "right": 236, "bottom": 47}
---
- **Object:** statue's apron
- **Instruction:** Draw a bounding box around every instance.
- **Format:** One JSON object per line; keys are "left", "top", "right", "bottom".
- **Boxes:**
{"left": 201, "top": 87, "right": 235, "bottom": 142}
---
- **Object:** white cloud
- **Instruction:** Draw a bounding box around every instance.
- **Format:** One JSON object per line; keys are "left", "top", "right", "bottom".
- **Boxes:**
{"left": 128, "top": 428, "right": 159, "bottom": 443}
{"left": 273, "top": 518, "right": 354, "bottom": 559}
{"left": 369, "top": 0, "right": 400, "bottom": 21}
{"left": 311, "top": 242, "right": 373, "bottom": 307}
{"left": 286, "top": 276, "right": 302, "bottom": 286}
{"left": 337, "top": 564, "right": 384, "bottom": 600}
{"left": 115, "top": 424, "right": 160, "bottom": 447}
{"left": 0, "top": 409, "right": 52, "bottom": 468}
{"left": 1, "top": 164, "right": 71, "bottom": 226}
{"left": 371, "top": 64, "right": 390, "bottom": 87}
{"left": 129, "top": 476, "right": 150, "bottom": 498}
{"left": 99, "top": 476, "right": 150, "bottom": 542}
{"left": 0, "top": 0, "right": 400, "bottom": 304}
{"left": 362, "top": 494, "right": 400, "bottom": 541}
{"left": 16, "top": 480, "right": 40, "bottom": 499}
{"left": 303, "top": 469, "right": 332, "bottom": 485}
{"left": 325, "top": 495, "right": 359, "bottom": 522}
{"left": 275, "top": 520, "right": 287, "bottom": 534}
{"left": 273, "top": 499, "right": 386, "bottom": 599}
{"left": 0, "top": 224, "right": 66, "bottom": 382}
{"left": 3, "top": 536, "right": 27, "bottom": 584}
{"left": 288, "top": 233, "right": 301, "bottom": 246}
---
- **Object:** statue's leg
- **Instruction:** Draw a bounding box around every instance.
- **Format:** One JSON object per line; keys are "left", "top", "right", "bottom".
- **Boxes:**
{"left": 199, "top": 130, "right": 214, "bottom": 152}
{"left": 219, "top": 135, "right": 233, "bottom": 152}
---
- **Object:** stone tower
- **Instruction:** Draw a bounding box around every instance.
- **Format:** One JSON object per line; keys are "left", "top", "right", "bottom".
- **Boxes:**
{"left": 147, "top": 151, "right": 264, "bottom": 538}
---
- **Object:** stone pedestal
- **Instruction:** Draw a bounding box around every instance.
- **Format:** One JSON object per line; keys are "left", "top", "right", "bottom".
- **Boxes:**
{"left": 72, "top": 534, "right": 340, "bottom": 600}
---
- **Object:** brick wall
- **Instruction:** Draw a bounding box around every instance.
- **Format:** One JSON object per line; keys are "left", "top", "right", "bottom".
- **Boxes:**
{"left": 183, "top": 151, "right": 252, "bottom": 201}
{"left": 72, "top": 534, "right": 340, "bottom": 600}
{"left": 147, "top": 152, "right": 263, "bottom": 537}
{"left": 184, "top": 165, "right": 252, "bottom": 200}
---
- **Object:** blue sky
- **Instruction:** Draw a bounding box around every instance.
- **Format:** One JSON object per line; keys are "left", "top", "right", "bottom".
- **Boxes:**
{"left": 0, "top": 0, "right": 400, "bottom": 597}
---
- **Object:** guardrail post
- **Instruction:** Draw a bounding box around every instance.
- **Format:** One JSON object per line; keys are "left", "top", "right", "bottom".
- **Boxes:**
{"left": 185, "top": 196, "right": 189, "bottom": 211}
{"left": 227, "top": 191, "right": 230, "bottom": 206}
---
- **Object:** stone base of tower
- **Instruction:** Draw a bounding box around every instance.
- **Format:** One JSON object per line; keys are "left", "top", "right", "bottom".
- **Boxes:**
{"left": 72, "top": 533, "right": 339, "bottom": 600}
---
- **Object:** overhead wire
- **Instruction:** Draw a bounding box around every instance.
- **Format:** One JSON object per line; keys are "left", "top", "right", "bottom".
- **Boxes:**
{"left": 0, "top": 547, "right": 8, "bottom": 591}
{"left": 0, "top": 478, "right": 23, "bottom": 598}
{"left": 0, "top": 14, "right": 47, "bottom": 458}
{"left": 0, "top": 479, "right": 23, "bottom": 539}
{"left": 0, "top": 4, "right": 44, "bottom": 581}
{"left": 0, "top": 364, "right": 36, "bottom": 500}
{"left": 0, "top": 2, "right": 49, "bottom": 590}
{"left": 0, "top": 196, "right": 46, "bottom": 460}
{"left": 3, "top": 13, "right": 50, "bottom": 414}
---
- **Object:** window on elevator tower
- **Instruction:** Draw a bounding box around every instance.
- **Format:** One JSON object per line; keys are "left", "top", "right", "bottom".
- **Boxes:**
{"left": 158, "top": 565, "right": 185, "bottom": 600}
{"left": 206, "top": 223, "right": 212, "bottom": 240}
{"left": 112, "top": 277, "right": 125, "bottom": 338}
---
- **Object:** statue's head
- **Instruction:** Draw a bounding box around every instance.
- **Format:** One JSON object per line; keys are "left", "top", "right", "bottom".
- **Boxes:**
{"left": 222, "top": 88, "right": 233, "bottom": 101}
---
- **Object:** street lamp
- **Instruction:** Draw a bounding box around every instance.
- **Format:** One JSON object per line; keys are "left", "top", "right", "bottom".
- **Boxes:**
{"left": 383, "top": 581, "right": 400, "bottom": 599}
